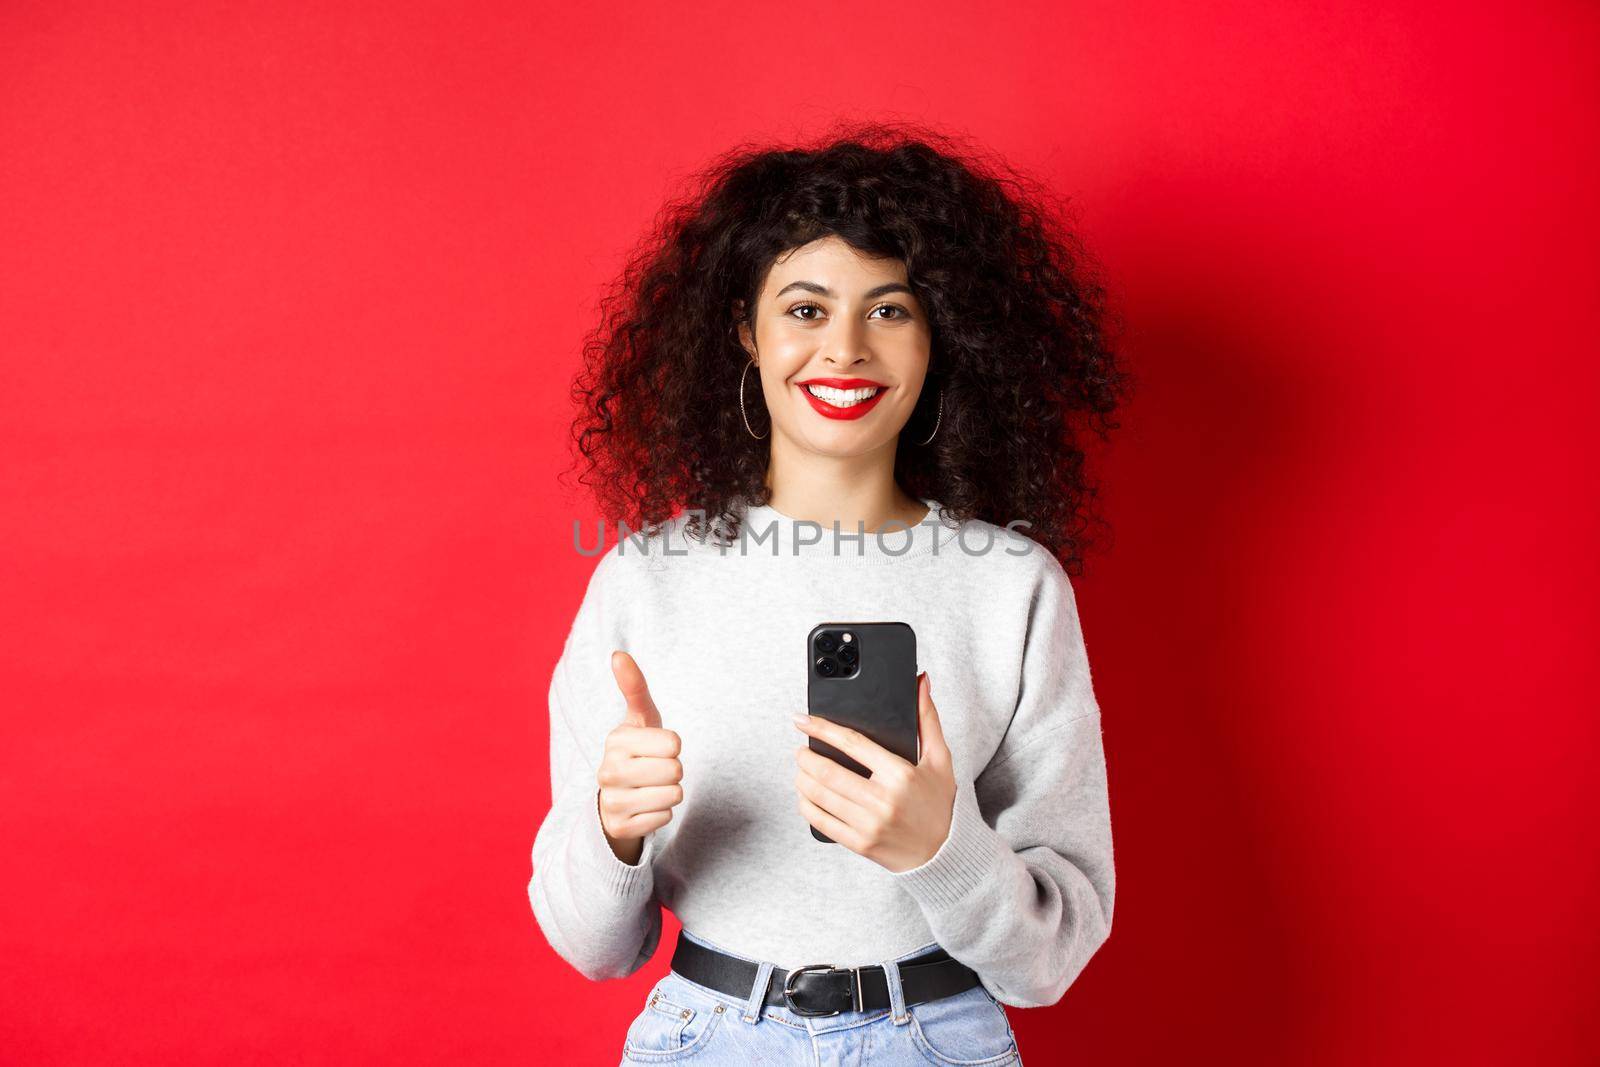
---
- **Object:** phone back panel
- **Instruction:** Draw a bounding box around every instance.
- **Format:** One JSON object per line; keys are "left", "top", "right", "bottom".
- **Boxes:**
{"left": 806, "top": 621, "right": 919, "bottom": 842}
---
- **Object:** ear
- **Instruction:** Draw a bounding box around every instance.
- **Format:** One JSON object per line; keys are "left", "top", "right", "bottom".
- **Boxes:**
{"left": 733, "top": 300, "right": 756, "bottom": 360}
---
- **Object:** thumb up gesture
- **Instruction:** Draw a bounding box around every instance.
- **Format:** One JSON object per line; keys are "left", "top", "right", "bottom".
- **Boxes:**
{"left": 597, "top": 651, "right": 684, "bottom": 865}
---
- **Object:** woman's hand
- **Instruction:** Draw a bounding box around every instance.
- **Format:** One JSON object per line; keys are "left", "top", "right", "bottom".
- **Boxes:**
{"left": 792, "top": 671, "right": 956, "bottom": 873}
{"left": 597, "top": 650, "right": 684, "bottom": 865}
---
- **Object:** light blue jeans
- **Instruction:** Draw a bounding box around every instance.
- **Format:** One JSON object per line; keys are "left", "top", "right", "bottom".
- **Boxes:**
{"left": 617, "top": 930, "right": 1022, "bottom": 1065}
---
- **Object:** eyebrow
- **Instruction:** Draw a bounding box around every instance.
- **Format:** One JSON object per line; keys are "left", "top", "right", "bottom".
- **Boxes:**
{"left": 774, "top": 280, "right": 915, "bottom": 301}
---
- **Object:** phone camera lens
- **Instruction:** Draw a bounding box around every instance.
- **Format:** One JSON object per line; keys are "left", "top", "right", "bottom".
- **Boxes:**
{"left": 837, "top": 644, "right": 858, "bottom": 667}
{"left": 815, "top": 656, "right": 838, "bottom": 677}
{"left": 815, "top": 632, "right": 839, "bottom": 653}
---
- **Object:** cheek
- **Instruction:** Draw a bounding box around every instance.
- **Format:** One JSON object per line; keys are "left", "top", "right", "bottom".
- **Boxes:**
{"left": 886, "top": 340, "right": 932, "bottom": 390}
{"left": 759, "top": 370, "right": 800, "bottom": 408}
{"left": 757, "top": 356, "right": 812, "bottom": 400}
{"left": 905, "top": 348, "right": 934, "bottom": 384}
{"left": 772, "top": 341, "right": 815, "bottom": 374}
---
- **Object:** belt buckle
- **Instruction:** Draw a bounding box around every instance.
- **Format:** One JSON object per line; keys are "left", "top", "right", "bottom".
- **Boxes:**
{"left": 783, "top": 963, "right": 848, "bottom": 1017}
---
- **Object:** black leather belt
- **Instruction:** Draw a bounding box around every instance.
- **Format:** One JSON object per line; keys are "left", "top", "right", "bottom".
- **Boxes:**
{"left": 670, "top": 933, "right": 981, "bottom": 1018}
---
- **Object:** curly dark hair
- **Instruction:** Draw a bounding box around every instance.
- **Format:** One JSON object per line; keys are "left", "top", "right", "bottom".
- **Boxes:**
{"left": 562, "top": 119, "right": 1135, "bottom": 575}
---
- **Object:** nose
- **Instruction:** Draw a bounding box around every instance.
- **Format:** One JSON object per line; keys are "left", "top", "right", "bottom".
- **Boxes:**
{"left": 821, "top": 316, "right": 869, "bottom": 369}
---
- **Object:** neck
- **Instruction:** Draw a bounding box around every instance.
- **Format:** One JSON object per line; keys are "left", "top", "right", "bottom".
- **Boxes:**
{"left": 763, "top": 433, "right": 927, "bottom": 533}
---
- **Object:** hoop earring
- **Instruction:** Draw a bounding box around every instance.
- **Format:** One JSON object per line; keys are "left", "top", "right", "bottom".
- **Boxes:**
{"left": 740, "top": 358, "right": 768, "bottom": 440}
{"left": 914, "top": 386, "right": 943, "bottom": 446}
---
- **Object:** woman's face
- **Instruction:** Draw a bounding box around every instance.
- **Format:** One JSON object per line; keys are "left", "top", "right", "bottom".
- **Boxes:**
{"left": 737, "top": 235, "right": 933, "bottom": 459}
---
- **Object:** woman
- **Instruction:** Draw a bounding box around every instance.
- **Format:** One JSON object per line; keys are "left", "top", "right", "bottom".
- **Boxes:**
{"left": 529, "top": 122, "right": 1132, "bottom": 1065}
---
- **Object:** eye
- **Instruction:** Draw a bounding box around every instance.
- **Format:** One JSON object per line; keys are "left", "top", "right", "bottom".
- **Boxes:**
{"left": 785, "top": 302, "right": 911, "bottom": 322}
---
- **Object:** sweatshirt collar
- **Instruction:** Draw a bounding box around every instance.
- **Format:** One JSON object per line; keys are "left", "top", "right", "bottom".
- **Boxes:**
{"left": 723, "top": 496, "right": 962, "bottom": 560}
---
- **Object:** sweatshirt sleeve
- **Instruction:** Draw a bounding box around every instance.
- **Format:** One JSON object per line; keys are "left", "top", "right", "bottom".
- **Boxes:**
{"left": 527, "top": 550, "right": 664, "bottom": 981}
{"left": 889, "top": 554, "right": 1115, "bottom": 1007}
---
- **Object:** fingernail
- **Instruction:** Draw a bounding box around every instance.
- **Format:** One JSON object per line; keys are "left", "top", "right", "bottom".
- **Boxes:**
{"left": 792, "top": 714, "right": 808, "bottom": 727}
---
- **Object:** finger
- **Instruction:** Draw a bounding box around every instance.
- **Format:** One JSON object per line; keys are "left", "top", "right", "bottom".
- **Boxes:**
{"left": 611, "top": 650, "right": 662, "bottom": 728}
{"left": 611, "top": 724, "right": 681, "bottom": 759}
{"left": 916, "top": 671, "right": 949, "bottom": 766}
{"left": 796, "top": 745, "right": 883, "bottom": 810}
{"left": 617, "top": 807, "right": 674, "bottom": 837}
{"left": 608, "top": 755, "right": 683, "bottom": 788}
{"left": 796, "top": 791, "right": 866, "bottom": 851}
{"left": 609, "top": 783, "right": 684, "bottom": 817}
{"left": 795, "top": 757, "right": 876, "bottom": 828}
{"left": 795, "top": 714, "right": 909, "bottom": 778}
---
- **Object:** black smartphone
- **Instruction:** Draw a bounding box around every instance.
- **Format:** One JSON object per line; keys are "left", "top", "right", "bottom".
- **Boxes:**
{"left": 805, "top": 621, "right": 919, "bottom": 843}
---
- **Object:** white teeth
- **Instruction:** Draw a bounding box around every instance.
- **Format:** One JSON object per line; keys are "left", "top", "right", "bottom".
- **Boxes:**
{"left": 805, "top": 384, "right": 883, "bottom": 407}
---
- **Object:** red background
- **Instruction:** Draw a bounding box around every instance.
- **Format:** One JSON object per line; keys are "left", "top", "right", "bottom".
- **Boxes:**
{"left": 3, "top": 3, "right": 1596, "bottom": 1063}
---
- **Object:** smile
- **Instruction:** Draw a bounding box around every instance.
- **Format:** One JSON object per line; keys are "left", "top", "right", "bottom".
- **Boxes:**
{"left": 797, "top": 378, "right": 889, "bottom": 421}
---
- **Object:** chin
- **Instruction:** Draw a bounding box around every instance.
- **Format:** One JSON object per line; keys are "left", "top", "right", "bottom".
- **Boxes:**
{"left": 795, "top": 424, "right": 900, "bottom": 458}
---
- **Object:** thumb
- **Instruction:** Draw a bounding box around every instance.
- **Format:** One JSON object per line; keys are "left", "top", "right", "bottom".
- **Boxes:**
{"left": 611, "top": 650, "right": 662, "bottom": 729}
{"left": 916, "top": 671, "right": 949, "bottom": 766}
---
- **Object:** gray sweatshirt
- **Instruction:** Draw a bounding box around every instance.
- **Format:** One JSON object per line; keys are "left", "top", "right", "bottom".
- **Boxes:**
{"left": 527, "top": 499, "right": 1115, "bottom": 1008}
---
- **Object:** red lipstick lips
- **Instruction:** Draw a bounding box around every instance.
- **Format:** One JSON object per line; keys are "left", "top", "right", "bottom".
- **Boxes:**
{"left": 796, "top": 377, "right": 889, "bottom": 421}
